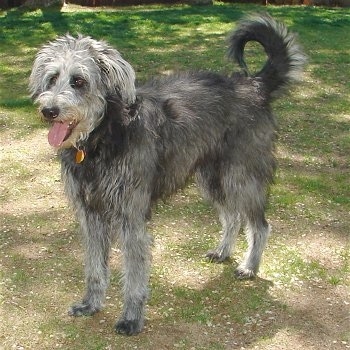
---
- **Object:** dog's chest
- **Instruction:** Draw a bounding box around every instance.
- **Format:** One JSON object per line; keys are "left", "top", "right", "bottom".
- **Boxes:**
{"left": 62, "top": 153, "right": 127, "bottom": 211}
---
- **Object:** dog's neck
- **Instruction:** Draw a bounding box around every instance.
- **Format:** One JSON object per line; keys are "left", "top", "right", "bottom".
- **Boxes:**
{"left": 70, "top": 95, "right": 141, "bottom": 164}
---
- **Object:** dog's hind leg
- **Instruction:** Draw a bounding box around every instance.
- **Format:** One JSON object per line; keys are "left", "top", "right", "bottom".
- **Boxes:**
{"left": 233, "top": 177, "right": 271, "bottom": 279}
{"left": 115, "top": 220, "right": 152, "bottom": 336}
{"left": 196, "top": 165, "right": 241, "bottom": 263}
{"left": 206, "top": 207, "right": 241, "bottom": 263}
{"left": 197, "top": 161, "right": 271, "bottom": 278}
{"left": 235, "top": 212, "right": 270, "bottom": 279}
{"left": 69, "top": 211, "right": 111, "bottom": 316}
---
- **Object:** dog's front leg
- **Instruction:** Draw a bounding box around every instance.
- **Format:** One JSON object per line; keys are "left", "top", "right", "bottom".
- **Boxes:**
{"left": 69, "top": 211, "right": 111, "bottom": 317}
{"left": 115, "top": 221, "right": 152, "bottom": 336}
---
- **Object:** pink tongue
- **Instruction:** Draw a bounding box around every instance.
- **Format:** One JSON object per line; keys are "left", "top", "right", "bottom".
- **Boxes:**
{"left": 48, "top": 122, "right": 71, "bottom": 147}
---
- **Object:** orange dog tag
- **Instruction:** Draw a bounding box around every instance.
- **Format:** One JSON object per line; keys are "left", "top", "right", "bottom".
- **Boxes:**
{"left": 75, "top": 149, "right": 86, "bottom": 163}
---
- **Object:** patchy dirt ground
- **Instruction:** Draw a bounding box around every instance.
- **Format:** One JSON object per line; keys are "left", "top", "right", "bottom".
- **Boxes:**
{"left": 0, "top": 125, "right": 349, "bottom": 350}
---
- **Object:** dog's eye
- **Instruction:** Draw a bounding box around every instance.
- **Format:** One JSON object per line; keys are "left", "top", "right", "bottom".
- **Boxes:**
{"left": 71, "top": 76, "right": 86, "bottom": 89}
{"left": 48, "top": 74, "right": 58, "bottom": 88}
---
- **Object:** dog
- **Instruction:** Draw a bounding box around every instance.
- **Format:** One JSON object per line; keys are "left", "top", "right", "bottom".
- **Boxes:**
{"left": 29, "top": 13, "right": 305, "bottom": 335}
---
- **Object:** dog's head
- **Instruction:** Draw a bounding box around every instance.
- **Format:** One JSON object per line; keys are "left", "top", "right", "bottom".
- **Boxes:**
{"left": 29, "top": 34, "right": 136, "bottom": 149}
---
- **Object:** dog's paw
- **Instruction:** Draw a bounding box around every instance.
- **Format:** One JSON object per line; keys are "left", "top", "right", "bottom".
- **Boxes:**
{"left": 205, "top": 250, "right": 229, "bottom": 263}
{"left": 234, "top": 266, "right": 256, "bottom": 280}
{"left": 68, "top": 302, "right": 100, "bottom": 317}
{"left": 115, "top": 318, "right": 143, "bottom": 336}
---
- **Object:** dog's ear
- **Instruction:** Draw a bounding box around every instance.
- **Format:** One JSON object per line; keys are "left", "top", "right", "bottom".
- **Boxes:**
{"left": 96, "top": 93, "right": 134, "bottom": 149}
{"left": 29, "top": 35, "right": 71, "bottom": 100}
{"left": 105, "top": 94, "right": 130, "bottom": 126}
{"left": 105, "top": 93, "right": 139, "bottom": 125}
{"left": 89, "top": 39, "right": 136, "bottom": 105}
{"left": 29, "top": 34, "right": 71, "bottom": 100}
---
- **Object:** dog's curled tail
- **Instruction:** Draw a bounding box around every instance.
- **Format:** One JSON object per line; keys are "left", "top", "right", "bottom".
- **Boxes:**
{"left": 228, "top": 13, "right": 306, "bottom": 98}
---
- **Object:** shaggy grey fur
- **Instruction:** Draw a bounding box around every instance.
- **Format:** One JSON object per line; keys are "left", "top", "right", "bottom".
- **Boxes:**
{"left": 29, "top": 13, "right": 306, "bottom": 335}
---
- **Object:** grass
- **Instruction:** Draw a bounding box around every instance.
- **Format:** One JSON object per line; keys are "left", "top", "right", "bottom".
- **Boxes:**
{"left": 1, "top": 3, "right": 349, "bottom": 350}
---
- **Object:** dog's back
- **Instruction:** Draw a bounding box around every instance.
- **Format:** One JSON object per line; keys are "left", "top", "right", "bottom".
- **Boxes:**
{"left": 135, "top": 69, "right": 274, "bottom": 199}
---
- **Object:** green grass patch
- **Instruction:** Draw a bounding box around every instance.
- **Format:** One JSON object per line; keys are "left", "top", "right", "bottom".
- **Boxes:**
{"left": 265, "top": 244, "right": 350, "bottom": 287}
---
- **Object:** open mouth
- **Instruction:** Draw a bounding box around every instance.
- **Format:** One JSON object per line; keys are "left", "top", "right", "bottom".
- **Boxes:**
{"left": 48, "top": 121, "right": 76, "bottom": 147}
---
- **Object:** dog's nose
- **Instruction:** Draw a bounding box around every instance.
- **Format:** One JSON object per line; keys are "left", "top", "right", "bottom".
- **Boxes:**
{"left": 41, "top": 107, "right": 60, "bottom": 119}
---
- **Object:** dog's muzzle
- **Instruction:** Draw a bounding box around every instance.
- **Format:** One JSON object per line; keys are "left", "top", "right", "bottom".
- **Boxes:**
{"left": 41, "top": 106, "right": 77, "bottom": 147}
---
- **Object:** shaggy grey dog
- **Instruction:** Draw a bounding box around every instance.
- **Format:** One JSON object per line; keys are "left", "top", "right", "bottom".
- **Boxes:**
{"left": 29, "top": 13, "right": 305, "bottom": 335}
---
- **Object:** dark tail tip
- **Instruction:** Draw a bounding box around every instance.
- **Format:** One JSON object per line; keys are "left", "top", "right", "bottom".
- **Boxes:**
{"left": 228, "top": 13, "right": 307, "bottom": 97}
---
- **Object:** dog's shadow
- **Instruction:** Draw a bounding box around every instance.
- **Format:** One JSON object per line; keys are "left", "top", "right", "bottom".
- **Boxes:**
{"left": 144, "top": 263, "right": 277, "bottom": 347}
